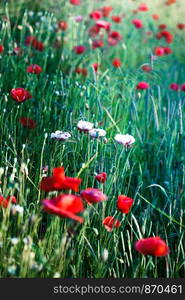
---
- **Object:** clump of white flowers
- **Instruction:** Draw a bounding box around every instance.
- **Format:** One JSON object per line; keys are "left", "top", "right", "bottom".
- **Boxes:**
{"left": 51, "top": 131, "right": 71, "bottom": 141}
{"left": 114, "top": 134, "right": 135, "bottom": 147}
{"left": 11, "top": 205, "right": 24, "bottom": 215}
{"left": 89, "top": 128, "right": 106, "bottom": 138}
{"left": 77, "top": 120, "right": 94, "bottom": 132}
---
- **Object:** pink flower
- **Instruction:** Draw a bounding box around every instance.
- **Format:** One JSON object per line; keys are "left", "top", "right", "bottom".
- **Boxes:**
{"left": 74, "top": 15, "right": 83, "bottom": 22}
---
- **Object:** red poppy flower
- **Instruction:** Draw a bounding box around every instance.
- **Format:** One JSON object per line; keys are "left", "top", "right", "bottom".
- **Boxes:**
{"left": 70, "top": 0, "right": 80, "bottom": 5}
{"left": 95, "top": 172, "right": 107, "bottom": 183}
{"left": 152, "top": 14, "right": 160, "bottom": 20}
{"left": 19, "top": 117, "right": 36, "bottom": 129}
{"left": 75, "top": 67, "right": 88, "bottom": 76}
{"left": 92, "top": 39, "right": 104, "bottom": 49}
{"left": 96, "top": 20, "right": 111, "bottom": 32}
{"left": 117, "top": 195, "right": 134, "bottom": 213}
{"left": 92, "top": 63, "right": 99, "bottom": 72}
{"left": 80, "top": 68, "right": 88, "bottom": 76}
{"left": 136, "top": 82, "right": 149, "bottom": 90}
{"left": 10, "top": 88, "right": 32, "bottom": 103}
{"left": 40, "top": 167, "right": 82, "bottom": 192}
{"left": 58, "top": 21, "right": 68, "bottom": 31}
{"left": 111, "top": 16, "right": 122, "bottom": 23}
{"left": 108, "top": 31, "right": 122, "bottom": 46}
{"left": 0, "top": 45, "right": 4, "bottom": 54}
{"left": 163, "top": 47, "right": 172, "bottom": 55}
{"left": 103, "top": 216, "right": 121, "bottom": 232}
{"left": 177, "top": 23, "right": 185, "bottom": 30}
{"left": 141, "top": 64, "right": 152, "bottom": 72}
{"left": 27, "top": 64, "right": 42, "bottom": 74}
{"left": 89, "top": 10, "right": 102, "bottom": 20}
{"left": 73, "top": 45, "right": 86, "bottom": 54}
{"left": 160, "top": 31, "right": 173, "bottom": 43}
{"left": 101, "top": 6, "right": 113, "bottom": 17}
{"left": 169, "top": 83, "right": 179, "bottom": 91}
{"left": 181, "top": 84, "right": 185, "bottom": 92}
{"left": 112, "top": 58, "right": 121, "bottom": 68}
{"left": 88, "top": 25, "right": 100, "bottom": 37}
{"left": 158, "top": 24, "right": 167, "bottom": 30}
{"left": 154, "top": 47, "right": 165, "bottom": 56}
{"left": 138, "top": 3, "right": 149, "bottom": 12}
{"left": 0, "top": 195, "right": 17, "bottom": 208}
{"left": 135, "top": 237, "right": 169, "bottom": 256}
{"left": 165, "top": 0, "right": 176, "bottom": 5}
{"left": 132, "top": 19, "right": 143, "bottom": 29}
{"left": 80, "top": 188, "right": 107, "bottom": 204}
{"left": 42, "top": 194, "right": 84, "bottom": 223}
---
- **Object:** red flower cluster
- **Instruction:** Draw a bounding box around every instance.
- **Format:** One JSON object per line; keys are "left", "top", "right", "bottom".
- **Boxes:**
{"left": 154, "top": 46, "right": 172, "bottom": 56}
{"left": 25, "top": 36, "right": 44, "bottom": 51}
{"left": 0, "top": 195, "right": 17, "bottom": 208}
{"left": 75, "top": 67, "right": 88, "bottom": 76}
{"left": 169, "top": 83, "right": 185, "bottom": 91}
{"left": 27, "top": 64, "right": 42, "bottom": 74}
{"left": 156, "top": 30, "right": 173, "bottom": 43}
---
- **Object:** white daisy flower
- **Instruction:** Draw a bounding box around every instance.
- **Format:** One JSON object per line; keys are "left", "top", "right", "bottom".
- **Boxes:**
{"left": 11, "top": 205, "right": 24, "bottom": 215}
{"left": 114, "top": 134, "right": 135, "bottom": 147}
{"left": 77, "top": 120, "right": 94, "bottom": 132}
{"left": 89, "top": 128, "right": 106, "bottom": 138}
{"left": 50, "top": 131, "right": 71, "bottom": 141}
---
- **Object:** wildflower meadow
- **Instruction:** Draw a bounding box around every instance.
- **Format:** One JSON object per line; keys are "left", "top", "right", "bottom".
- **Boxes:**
{"left": 0, "top": 0, "right": 185, "bottom": 279}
